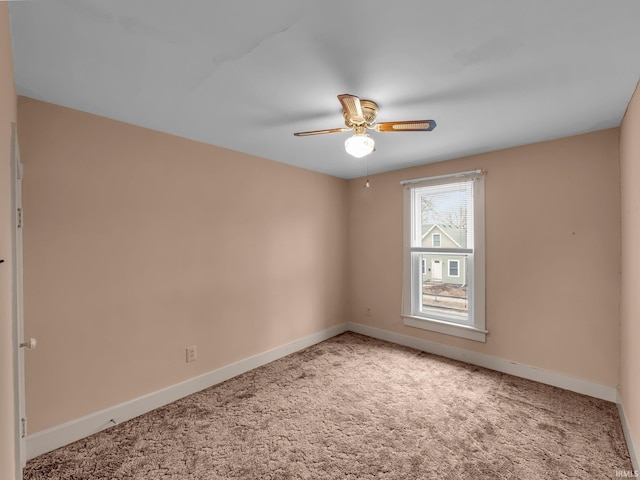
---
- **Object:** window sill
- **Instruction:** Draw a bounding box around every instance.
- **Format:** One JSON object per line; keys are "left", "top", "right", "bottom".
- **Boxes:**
{"left": 402, "top": 314, "right": 487, "bottom": 342}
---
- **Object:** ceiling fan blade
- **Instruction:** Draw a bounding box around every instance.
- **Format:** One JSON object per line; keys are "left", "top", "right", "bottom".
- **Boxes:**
{"left": 338, "top": 94, "right": 364, "bottom": 123}
{"left": 373, "top": 120, "right": 437, "bottom": 132}
{"left": 293, "top": 127, "right": 350, "bottom": 137}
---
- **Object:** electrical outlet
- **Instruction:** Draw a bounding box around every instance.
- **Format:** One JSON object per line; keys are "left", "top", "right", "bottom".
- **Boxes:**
{"left": 186, "top": 345, "right": 197, "bottom": 363}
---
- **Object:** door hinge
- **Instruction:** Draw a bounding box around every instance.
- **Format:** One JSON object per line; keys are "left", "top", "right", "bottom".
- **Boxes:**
{"left": 17, "top": 208, "right": 22, "bottom": 229}
{"left": 21, "top": 417, "right": 27, "bottom": 438}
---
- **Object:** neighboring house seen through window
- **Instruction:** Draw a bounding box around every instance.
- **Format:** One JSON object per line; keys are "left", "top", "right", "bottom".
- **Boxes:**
{"left": 401, "top": 170, "right": 486, "bottom": 342}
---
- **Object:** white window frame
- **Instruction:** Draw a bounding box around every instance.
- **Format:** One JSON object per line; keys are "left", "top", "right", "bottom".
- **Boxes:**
{"left": 432, "top": 233, "right": 441, "bottom": 247}
{"left": 401, "top": 170, "right": 487, "bottom": 342}
{"left": 448, "top": 259, "right": 460, "bottom": 278}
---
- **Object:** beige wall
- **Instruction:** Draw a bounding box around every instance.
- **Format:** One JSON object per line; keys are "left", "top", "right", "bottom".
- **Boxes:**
{"left": 0, "top": 3, "right": 18, "bottom": 479}
{"left": 348, "top": 129, "right": 621, "bottom": 386}
{"left": 18, "top": 99, "right": 349, "bottom": 433}
{"left": 620, "top": 80, "right": 640, "bottom": 455}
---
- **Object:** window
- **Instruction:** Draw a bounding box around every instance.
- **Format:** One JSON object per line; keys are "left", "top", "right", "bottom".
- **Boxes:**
{"left": 448, "top": 259, "right": 460, "bottom": 277}
{"left": 401, "top": 170, "right": 486, "bottom": 342}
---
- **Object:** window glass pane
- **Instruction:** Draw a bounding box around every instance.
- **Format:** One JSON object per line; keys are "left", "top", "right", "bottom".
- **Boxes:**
{"left": 417, "top": 252, "right": 469, "bottom": 324}
{"left": 414, "top": 181, "right": 473, "bottom": 249}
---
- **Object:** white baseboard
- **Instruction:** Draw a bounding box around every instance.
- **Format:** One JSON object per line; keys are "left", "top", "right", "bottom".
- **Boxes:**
{"left": 346, "top": 322, "right": 617, "bottom": 402}
{"left": 617, "top": 391, "right": 640, "bottom": 473}
{"left": 26, "top": 323, "right": 348, "bottom": 460}
{"left": 27, "top": 321, "right": 623, "bottom": 462}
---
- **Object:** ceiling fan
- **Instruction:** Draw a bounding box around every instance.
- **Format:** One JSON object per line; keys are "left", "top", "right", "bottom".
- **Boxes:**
{"left": 294, "top": 94, "right": 437, "bottom": 158}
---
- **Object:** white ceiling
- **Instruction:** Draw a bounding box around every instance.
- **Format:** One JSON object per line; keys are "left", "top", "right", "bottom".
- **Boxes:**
{"left": 9, "top": 0, "right": 640, "bottom": 179}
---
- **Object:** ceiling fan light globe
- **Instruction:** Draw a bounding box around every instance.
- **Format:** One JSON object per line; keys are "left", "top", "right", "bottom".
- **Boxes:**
{"left": 345, "top": 134, "right": 375, "bottom": 158}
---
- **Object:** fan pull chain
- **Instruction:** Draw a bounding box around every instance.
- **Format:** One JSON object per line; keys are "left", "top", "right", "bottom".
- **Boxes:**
{"left": 364, "top": 159, "right": 371, "bottom": 188}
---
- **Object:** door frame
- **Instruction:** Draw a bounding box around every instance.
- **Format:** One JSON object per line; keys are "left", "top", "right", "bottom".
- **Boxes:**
{"left": 10, "top": 121, "right": 26, "bottom": 479}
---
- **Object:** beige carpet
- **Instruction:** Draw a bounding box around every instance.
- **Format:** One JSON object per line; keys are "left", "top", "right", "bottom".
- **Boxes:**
{"left": 24, "top": 332, "right": 632, "bottom": 479}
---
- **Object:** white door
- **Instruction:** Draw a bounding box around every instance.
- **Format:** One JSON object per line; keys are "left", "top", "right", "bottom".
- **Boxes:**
{"left": 431, "top": 260, "right": 442, "bottom": 281}
{"left": 11, "top": 123, "right": 32, "bottom": 477}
